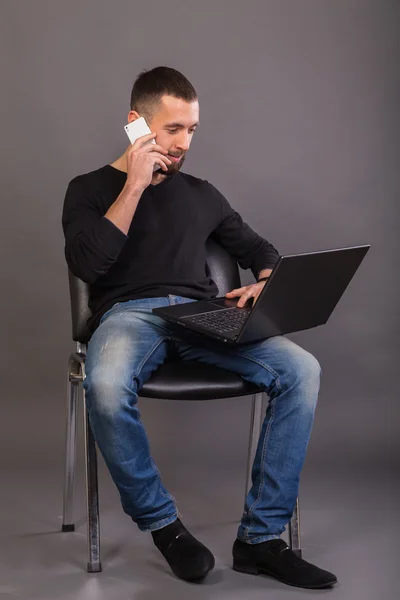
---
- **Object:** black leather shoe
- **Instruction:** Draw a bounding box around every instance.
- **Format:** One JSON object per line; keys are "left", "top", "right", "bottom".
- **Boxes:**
{"left": 233, "top": 538, "right": 338, "bottom": 589}
{"left": 152, "top": 519, "right": 215, "bottom": 582}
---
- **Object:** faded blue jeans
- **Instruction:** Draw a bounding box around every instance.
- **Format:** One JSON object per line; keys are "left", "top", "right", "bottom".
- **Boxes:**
{"left": 83, "top": 295, "right": 321, "bottom": 544}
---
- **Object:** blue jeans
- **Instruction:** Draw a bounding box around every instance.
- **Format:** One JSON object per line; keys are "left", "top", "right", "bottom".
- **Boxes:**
{"left": 83, "top": 295, "right": 321, "bottom": 544}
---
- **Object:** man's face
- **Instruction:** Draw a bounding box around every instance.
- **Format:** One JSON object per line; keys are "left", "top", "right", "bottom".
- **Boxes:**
{"left": 128, "top": 95, "right": 199, "bottom": 174}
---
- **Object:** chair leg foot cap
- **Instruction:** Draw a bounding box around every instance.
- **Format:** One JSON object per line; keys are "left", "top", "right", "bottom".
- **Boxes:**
{"left": 62, "top": 524, "right": 75, "bottom": 532}
{"left": 87, "top": 561, "right": 102, "bottom": 573}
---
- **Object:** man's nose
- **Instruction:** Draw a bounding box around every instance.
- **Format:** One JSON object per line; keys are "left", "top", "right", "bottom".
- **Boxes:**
{"left": 176, "top": 132, "right": 190, "bottom": 151}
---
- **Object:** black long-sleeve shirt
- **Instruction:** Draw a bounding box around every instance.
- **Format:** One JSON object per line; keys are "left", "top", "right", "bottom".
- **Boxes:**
{"left": 62, "top": 164, "right": 280, "bottom": 332}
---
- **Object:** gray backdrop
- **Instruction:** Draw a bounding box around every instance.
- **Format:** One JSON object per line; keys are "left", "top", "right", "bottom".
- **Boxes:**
{"left": 0, "top": 0, "right": 398, "bottom": 573}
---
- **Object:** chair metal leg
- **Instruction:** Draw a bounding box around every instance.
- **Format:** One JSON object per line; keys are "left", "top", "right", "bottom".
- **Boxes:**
{"left": 83, "top": 385, "right": 102, "bottom": 573}
{"left": 288, "top": 496, "right": 302, "bottom": 557}
{"left": 62, "top": 355, "right": 80, "bottom": 532}
{"left": 245, "top": 392, "right": 264, "bottom": 498}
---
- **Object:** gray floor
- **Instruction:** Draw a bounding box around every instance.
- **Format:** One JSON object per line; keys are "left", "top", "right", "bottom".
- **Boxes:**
{"left": 0, "top": 438, "right": 397, "bottom": 600}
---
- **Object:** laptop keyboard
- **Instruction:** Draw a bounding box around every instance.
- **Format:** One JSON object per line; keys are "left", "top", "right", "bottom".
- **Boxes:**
{"left": 187, "top": 308, "right": 250, "bottom": 335}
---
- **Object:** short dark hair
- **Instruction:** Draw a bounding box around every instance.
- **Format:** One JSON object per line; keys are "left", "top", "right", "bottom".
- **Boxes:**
{"left": 130, "top": 66, "right": 197, "bottom": 121}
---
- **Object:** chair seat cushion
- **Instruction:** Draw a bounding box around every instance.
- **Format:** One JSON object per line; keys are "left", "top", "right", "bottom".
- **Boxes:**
{"left": 140, "top": 359, "right": 263, "bottom": 400}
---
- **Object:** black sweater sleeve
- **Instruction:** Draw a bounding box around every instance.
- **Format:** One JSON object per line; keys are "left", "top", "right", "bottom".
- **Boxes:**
{"left": 62, "top": 176, "right": 128, "bottom": 284}
{"left": 208, "top": 183, "right": 280, "bottom": 279}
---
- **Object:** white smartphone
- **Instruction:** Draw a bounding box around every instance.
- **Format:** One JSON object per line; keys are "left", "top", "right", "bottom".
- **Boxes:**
{"left": 124, "top": 117, "right": 160, "bottom": 172}
{"left": 124, "top": 116, "right": 154, "bottom": 145}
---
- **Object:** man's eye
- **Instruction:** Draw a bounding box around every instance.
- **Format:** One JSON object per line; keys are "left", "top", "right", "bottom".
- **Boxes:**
{"left": 167, "top": 129, "right": 196, "bottom": 134}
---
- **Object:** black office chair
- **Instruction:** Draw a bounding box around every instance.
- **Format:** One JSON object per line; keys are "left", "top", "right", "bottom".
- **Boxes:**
{"left": 61, "top": 237, "right": 302, "bottom": 572}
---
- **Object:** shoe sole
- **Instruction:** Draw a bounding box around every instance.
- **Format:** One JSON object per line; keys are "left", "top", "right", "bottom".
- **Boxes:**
{"left": 233, "top": 561, "right": 338, "bottom": 589}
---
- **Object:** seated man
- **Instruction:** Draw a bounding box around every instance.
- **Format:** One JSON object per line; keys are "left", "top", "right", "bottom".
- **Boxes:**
{"left": 62, "top": 66, "right": 337, "bottom": 589}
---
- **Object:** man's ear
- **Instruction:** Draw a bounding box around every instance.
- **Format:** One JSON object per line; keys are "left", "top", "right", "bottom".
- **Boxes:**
{"left": 127, "top": 110, "right": 141, "bottom": 123}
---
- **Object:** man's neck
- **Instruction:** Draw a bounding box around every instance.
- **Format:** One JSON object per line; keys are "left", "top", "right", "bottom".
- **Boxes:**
{"left": 110, "top": 149, "right": 167, "bottom": 186}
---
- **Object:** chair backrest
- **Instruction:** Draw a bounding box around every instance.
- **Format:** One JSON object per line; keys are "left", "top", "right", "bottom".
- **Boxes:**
{"left": 68, "top": 237, "right": 242, "bottom": 343}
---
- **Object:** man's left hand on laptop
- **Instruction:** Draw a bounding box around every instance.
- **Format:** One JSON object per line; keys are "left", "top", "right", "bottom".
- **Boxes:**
{"left": 225, "top": 281, "right": 267, "bottom": 308}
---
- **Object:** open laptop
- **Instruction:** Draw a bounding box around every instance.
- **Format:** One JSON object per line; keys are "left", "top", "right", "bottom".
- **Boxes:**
{"left": 152, "top": 244, "right": 370, "bottom": 345}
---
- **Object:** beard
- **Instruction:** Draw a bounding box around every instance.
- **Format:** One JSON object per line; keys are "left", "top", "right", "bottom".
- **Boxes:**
{"left": 165, "top": 152, "right": 186, "bottom": 174}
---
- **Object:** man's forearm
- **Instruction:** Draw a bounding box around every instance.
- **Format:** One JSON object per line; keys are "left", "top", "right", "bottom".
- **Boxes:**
{"left": 105, "top": 183, "right": 144, "bottom": 235}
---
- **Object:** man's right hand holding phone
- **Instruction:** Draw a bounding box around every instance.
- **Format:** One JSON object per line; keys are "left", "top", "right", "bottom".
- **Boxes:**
{"left": 126, "top": 132, "right": 171, "bottom": 192}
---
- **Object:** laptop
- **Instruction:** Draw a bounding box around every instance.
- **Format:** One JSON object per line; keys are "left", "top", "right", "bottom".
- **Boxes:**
{"left": 152, "top": 244, "right": 370, "bottom": 345}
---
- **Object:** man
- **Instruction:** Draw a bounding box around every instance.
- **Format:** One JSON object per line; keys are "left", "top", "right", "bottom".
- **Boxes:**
{"left": 62, "top": 66, "right": 337, "bottom": 589}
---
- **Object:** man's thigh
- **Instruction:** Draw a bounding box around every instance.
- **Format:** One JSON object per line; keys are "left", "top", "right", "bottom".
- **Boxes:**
{"left": 173, "top": 331, "right": 321, "bottom": 396}
{"left": 84, "top": 299, "right": 175, "bottom": 399}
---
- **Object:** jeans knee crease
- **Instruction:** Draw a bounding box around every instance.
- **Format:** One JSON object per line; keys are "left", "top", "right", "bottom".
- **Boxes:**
{"left": 235, "top": 351, "right": 281, "bottom": 385}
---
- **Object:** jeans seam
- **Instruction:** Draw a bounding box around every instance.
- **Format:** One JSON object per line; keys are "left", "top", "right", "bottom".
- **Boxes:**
{"left": 245, "top": 395, "right": 277, "bottom": 542}
{"left": 132, "top": 335, "right": 170, "bottom": 386}
{"left": 150, "top": 456, "right": 177, "bottom": 503}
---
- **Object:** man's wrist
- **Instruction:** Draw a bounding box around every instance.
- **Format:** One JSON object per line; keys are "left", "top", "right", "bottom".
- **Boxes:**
{"left": 257, "top": 268, "right": 273, "bottom": 281}
{"left": 122, "top": 182, "right": 143, "bottom": 201}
